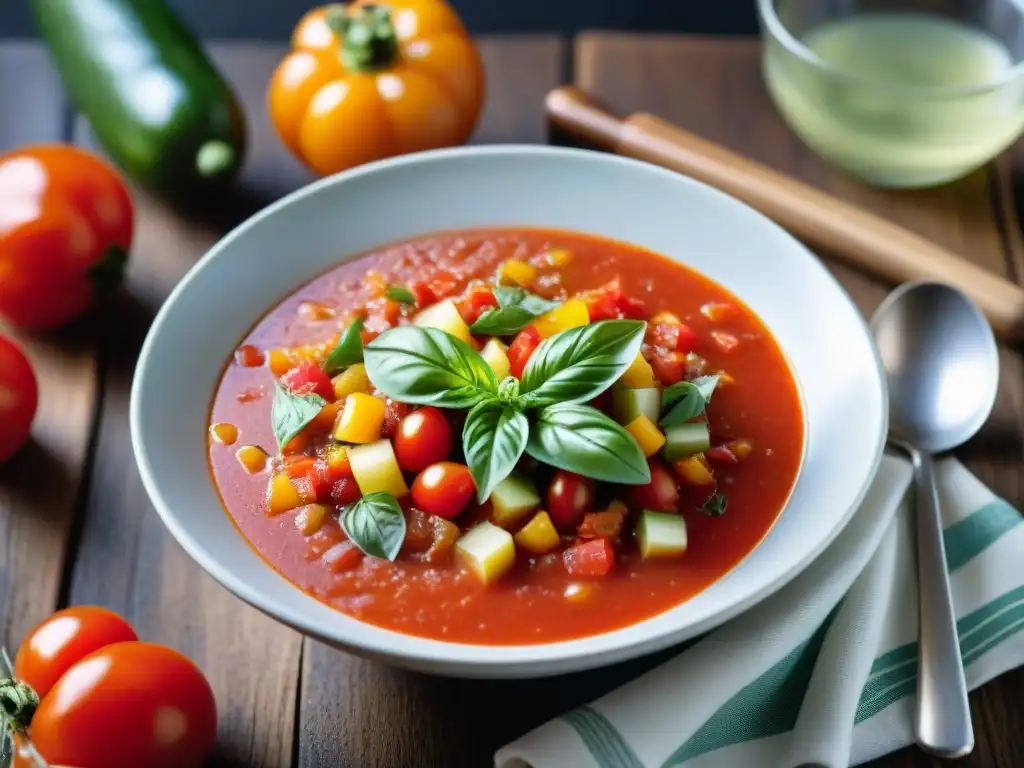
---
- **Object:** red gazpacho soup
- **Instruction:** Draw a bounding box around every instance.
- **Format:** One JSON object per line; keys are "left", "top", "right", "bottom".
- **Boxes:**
{"left": 208, "top": 228, "right": 803, "bottom": 644}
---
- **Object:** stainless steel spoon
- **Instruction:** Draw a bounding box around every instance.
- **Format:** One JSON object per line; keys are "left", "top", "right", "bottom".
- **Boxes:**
{"left": 871, "top": 281, "right": 999, "bottom": 759}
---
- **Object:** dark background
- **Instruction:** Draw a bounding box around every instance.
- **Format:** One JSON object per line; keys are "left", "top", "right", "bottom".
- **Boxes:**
{"left": 2, "top": 0, "right": 760, "bottom": 39}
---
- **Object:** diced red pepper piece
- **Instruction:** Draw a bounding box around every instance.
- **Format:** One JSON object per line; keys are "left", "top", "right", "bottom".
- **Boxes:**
{"left": 408, "top": 281, "right": 438, "bottom": 308}
{"left": 281, "top": 361, "right": 334, "bottom": 402}
{"left": 331, "top": 476, "right": 362, "bottom": 505}
{"left": 706, "top": 445, "right": 740, "bottom": 465}
{"left": 427, "top": 271, "right": 460, "bottom": 301}
{"left": 322, "top": 540, "right": 364, "bottom": 572}
{"left": 508, "top": 326, "right": 542, "bottom": 378}
{"left": 234, "top": 344, "right": 265, "bottom": 367}
{"left": 615, "top": 293, "right": 647, "bottom": 320}
{"left": 563, "top": 538, "right": 615, "bottom": 577}
{"left": 456, "top": 285, "right": 499, "bottom": 325}
{"left": 577, "top": 509, "right": 626, "bottom": 539}
{"left": 649, "top": 349, "right": 685, "bottom": 386}
{"left": 587, "top": 291, "right": 619, "bottom": 322}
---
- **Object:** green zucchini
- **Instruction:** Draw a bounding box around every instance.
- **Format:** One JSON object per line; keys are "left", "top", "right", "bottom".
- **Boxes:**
{"left": 612, "top": 387, "right": 661, "bottom": 426}
{"left": 662, "top": 422, "right": 711, "bottom": 462}
{"left": 636, "top": 510, "right": 688, "bottom": 559}
{"left": 31, "top": 0, "right": 247, "bottom": 201}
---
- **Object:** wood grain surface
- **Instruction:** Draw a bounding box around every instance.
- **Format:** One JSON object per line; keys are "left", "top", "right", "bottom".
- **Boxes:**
{"left": 0, "top": 32, "right": 1022, "bottom": 768}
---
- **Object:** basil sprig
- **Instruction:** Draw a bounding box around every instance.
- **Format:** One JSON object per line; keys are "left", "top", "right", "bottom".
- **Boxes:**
{"left": 363, "top": 326, "right": 498, "bottom": 409}
{"left": 386, "top": 285, "right": 417, "bottom": 305}
{"left": 323, "top": 318, "right": 364, "bottom": 375}
{"left": 341, "top": 492, "right": 407, "bottom": 560}
{"left": 271, "top": 382, "right": 326, "bottom": 449}
{"left": 702, "top": 491, "right": 728, "bottom": 517}
{"left": 364, "top": 319, "right": 651, "bottom": 498}
{"left": 659, "top": 375, "right": 719, "bottom": 427}
{"left": 519, "top": 320, "right": 646, "bottom": 408}
{"left": 470, "top": 286, "right": 560, "bottom": 336}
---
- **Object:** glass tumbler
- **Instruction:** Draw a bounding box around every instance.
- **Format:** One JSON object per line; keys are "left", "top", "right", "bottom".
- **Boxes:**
{"left": 758, "top": 0, "right": 1024, "bottom": 187}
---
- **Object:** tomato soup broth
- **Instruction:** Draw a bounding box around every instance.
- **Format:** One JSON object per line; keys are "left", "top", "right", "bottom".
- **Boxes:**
{"left": 208, "top": 229, "right": 803, "bottom": 644}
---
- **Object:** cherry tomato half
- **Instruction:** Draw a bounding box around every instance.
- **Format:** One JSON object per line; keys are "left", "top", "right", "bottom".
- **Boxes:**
{"left": 394, "top": 407, "right": 453, "bottom": 472}
{"left": 14, "top": 606, "right": 138, "bottom": 700}
{"left": 628, "top": 458, "right": 680, "bottom": 512}
{"left": 0, "top": 335, "right": 38, "bottom": 463}
{"left": 281, "top": 361, "right": 334, "bottom": 402}
{"left": 29, "top": 641, "right": 217, "bottom": 768}
{"left": 411, "top": 462, "right": 475, "bottom": 519}
{"left": 547, "top": 470, "right": 596, "bottom": 532}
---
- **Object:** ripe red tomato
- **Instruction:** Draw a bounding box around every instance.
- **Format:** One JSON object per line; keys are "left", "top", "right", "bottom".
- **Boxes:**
{"left": 563, "top": 538, "right": 615, "bottom": 577}
{"left": 281, "top": 361, "right": 334, "bottom": 401}
{"left": 14, "top": 606, "right": 138, "bottom": 700}
{"left": 0, "top": 335, "right": 38, "bottom": 463}
{"left": 547, "top": 470, "right": 596, "bottom": 531}
{"left": 29, "top": 641, "right": 217, "bottom": 768}
{"left": 411, "top": 462, "right": 475, "bottom": 519}
{"left": 394, "top": 407, "right": 453, "bottom": 472}
{"left": 629, "top": 458, "right": 680, "bottom": 512}
{"left": 508, "top": 326, "right": 541, "bottom": 378}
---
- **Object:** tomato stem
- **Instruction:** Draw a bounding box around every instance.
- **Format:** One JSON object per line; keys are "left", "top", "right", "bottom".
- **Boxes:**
{"left": 326, "top": 4, "right": 400, "bottom": 72}
{"left": 0, "top": 679, "right": 38, "bottom": 732}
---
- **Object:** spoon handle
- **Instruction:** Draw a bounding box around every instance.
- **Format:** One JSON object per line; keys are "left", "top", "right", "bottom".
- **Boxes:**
{"left": 913, "top": 450, "right": 974, "bottom": 758}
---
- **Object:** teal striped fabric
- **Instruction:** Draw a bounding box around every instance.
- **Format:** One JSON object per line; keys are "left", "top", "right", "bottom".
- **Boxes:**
{"left": 558, "top": 497, "right": 1022, "bottom": 766}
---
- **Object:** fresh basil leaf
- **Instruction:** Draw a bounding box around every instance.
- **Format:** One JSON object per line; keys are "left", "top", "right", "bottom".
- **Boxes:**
{"left": 470, "top": 287, "right": 560, "bottom": 336}
{"left": 518, "top": 320, "right": 646, "bottom": 408}
{"left": 526, "top": 402, "right": 650, "bottom": 484}
{"left": 702, "top": 492, "right": 728, "bottom": 517}
{"left": 659, "top": 375, "right": 719, "bottom": 427}
{"left": 271, "top": 382, "right": 326, "bottom": 449}
{"left": 340, "top": 492, "right": 407, "bottom": 560}
{"left": 386, "top": 285, "right": 416, "bottom": 305}
{"left": 463, "top": 398, "right": 529, "bottom": 502}
{"left": 363, "top": 326, "right": 498, "bottom": 409}
{"left": 322, "top": 318, "right": 364, "bottom": 375}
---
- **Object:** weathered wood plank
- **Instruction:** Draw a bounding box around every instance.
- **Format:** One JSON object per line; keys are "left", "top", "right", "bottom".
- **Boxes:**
{"left": 576, "top": 32, "right": 1024, "bottom": 768}
{"left": 0, "top": 44, "right": 100, "bottom": 653}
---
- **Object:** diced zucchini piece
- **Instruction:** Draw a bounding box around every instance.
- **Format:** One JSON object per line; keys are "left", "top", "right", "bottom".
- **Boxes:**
{"left": 490, "top": 472, "right": 541, "bottom": 528}
{"left": 624, "top": 414, "right": 666, "bottom": 457}
{"left": 533, "top": 298, "right": 589, "bottom": 339}
{"left": 347, "top": 439, "right": 410, "bottom": 498}
{"left": 456, "top": 521, "right": 516, "bottom": 584}
{"left": 333, "top": 392, "right": 386, "bottom": 444}
{"left": 612, "top": 387, "right": 660, "bottom": 425}
{"left": 636, "top": 510, "right": 688, "bottom": 559}
{"left": 480, "top": 338, "right": 511, "bottom": 380}
{"left": 662, "top": 422, "right": 711, "bottom": 462}
{"left": 332, "top": 363, "right": 372, "bottom": 399}
{"left": 514, "top": 511, "right": 560, "bottom": 554}
{"left": 618, "top": 352, "right": 656, "bottom": 388}
{"left": 267, "top": 473, "right": 302, "bottom": 516}
{"left": 414, "top": 298, "right": 473, "bottom": 344}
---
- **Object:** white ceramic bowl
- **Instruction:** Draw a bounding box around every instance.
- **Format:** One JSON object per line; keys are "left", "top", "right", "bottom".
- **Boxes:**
{"left": 132, "top": 146, "right": 886, "bottom": 678}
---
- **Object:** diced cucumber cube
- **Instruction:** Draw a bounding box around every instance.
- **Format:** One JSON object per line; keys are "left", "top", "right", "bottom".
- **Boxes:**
{"left": 662, "top": 422, "right": 711, "bottom": 462}
{"left": 612, "top": 387, "right": 660, "bottom": 425}
{"left": 636, "top": 510, "right": 688, "bottom": 559}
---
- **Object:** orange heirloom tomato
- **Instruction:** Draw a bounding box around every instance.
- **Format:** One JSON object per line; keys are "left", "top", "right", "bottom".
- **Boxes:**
{"left": 0, "top": 145, "right": 133, "bottom": 329}
{"left": 268, "top": 0, "right": 484, "bottom": 176}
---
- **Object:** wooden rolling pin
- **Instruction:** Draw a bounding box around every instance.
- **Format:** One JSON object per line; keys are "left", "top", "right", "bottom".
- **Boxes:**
{"left": 545, "top": 86, "right": 1024, "bottom": 345}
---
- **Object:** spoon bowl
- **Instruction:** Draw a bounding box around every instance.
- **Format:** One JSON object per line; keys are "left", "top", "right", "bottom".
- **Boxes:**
{"left": 873, "top": 281, "right": 999, "bottom": 453}
{"left": 871, "top": 279, "right": 999, "bottom": 760}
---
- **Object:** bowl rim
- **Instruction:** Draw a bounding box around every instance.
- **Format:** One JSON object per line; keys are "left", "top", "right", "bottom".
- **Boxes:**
{"left": 131, "top": 144, "right": 888, "bottom": 674}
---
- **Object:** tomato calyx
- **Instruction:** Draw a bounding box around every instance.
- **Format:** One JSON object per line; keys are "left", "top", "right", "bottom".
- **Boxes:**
{"left": 327, "top": 4, "right": 400, "bottom": 72}
{"left": 0, "top": 677, "right": 39, "bottom": 732}
{"left": 86, "top": 244, "right": 130, "bottom": 293}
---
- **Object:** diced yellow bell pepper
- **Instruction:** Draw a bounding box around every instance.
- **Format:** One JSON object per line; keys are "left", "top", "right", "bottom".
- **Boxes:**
{"left": 514, "top": 511, "right": 560, "bottom": 555}
{"left": 673, "top": 453, "right": 716, "bottom": 486}
{"left": 545, "top": 248, "right": 573, "bottom": 267}
{"left": 728, "top": 438, "right": 754, "bottom": 460}
{"left": 325, "top": 443, "right": 350, "bottom": 475}
{"left": 533, "top": 298, "right": 590, "bottom": 339}
{"left": 267, "top": 348, "right": 296, "bottom": 377}
{"left": 480, "top": 338, "right": 511, "bottom": 380}
{"left": 624, "top": 414, "right": 666, "bottom": 457}
{"left": 347, "top": 439, "right": 410, "bottom": 497}
{"left": 236, "top": 445, "right": 268, "bottom": 474}
{"left": 332, "top": 363, "right": 372, "bottom": 400}
{"left": 651, "top": 310, "right": 682, "bottom": 325}
{"left": 563, "top": 582, "right": 594, "bottom": 604}
{"left": 310, "top": 402, "right": 339, "bottom": 432}
{"left": 717, "top": 371, "right": 736, "bottom": 388}
{"left": 414, "top": 298, "right": 473, "bottom": 344}
{"left": 209, "top": 423, "right": 238, "bottom": 446}
{"left": 333, "top": 393, "right": 386, "bottom": 444}
{"left": 618, "top": 352, "right": 656, "bottom": 388}
{"left": 456, "top": 522, "right": 516, "bottom": 584}
{"left": 267, "top": 472, "right": 302, "bottom": 516}
{"left": 498, "top": 259, "right": 537, "bottom": 288}
{"left": 295, "top": 503, "right": 329, "bottom": 536}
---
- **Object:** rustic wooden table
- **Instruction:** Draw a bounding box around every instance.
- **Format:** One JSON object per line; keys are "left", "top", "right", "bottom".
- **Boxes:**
{"left": 2, "top": 33, "right": 1023, "bottom": 768}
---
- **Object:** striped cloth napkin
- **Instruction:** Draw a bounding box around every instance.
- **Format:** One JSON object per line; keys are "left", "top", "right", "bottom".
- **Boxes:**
{"left": 495, "top": 453, "right": 1024, "bottom": 768}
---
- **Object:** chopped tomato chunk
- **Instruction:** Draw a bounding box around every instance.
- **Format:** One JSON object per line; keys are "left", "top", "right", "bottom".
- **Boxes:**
{"left": 456, "top": 285, "right": 498, "bottom": 325}
{"left": 563, "top": 538, "right": 615, "bottom": 577}
{"left": 577, "top": 509, "right": 626, "bottom": 539}
{"left": 322, "top": 541, "right": 364, "bottom": 572}
{"left": 649, "top": 349, "right": 685, "bottom": 386}
{"left": 408, "top": 281, "right": 438, "bottom": 308}
{"left": 711, "top": 330, "right": 739, "bottom": 353}
{"left": 508, "top": 326, "right": 541, "bottom": 378}
{"left": 707, "top": 445, "right": 740, "bottom": 464}
{"left": 234, "top": 344, "right": 265, "bottom": 367}
{"left": 331, "top": 476, "right": 362, "bottom": 505}
{"left": 281, "top": 361, "right": 334, "bottom": 401}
